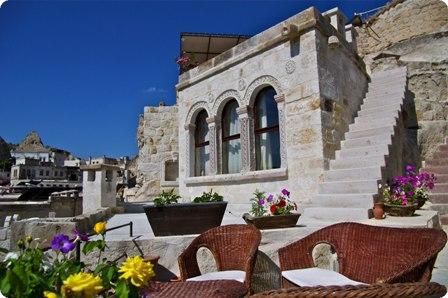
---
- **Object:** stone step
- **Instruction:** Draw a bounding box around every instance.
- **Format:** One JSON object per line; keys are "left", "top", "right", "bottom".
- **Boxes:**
{"left": 425, "top": 159, "right": 448, "bottom": 167}
{"left": 331, "top": 155, "right": 386, "bottom": 170}
{"left": 318, "top": 179, "right": 379, "bottom": 194}
{"left": 354, "top": 110, "right": 399, "bottom": 122}
{"left": 298, "top": 207, "right": 369, "bottom": 224}
{"left": 358, "top": 103, "right": 402, "bottom": 117}
{"left": 361, "top": 97, "right": 404, "bottom": 109}
{"left": 440, "top": 214, "right": 448, "bottom": 225}
{"left": 313, "top": 194, "right": 376, "bottom": 209}
{"left": 430, "top": 204, "right": 448, "bottom": 215}
{"left": 422, "top": 166, "right": 448, "bottom": 175}
{"left": 433, "top": 174, "right": 448, "bottom": 183}
{"left": 364, "top": 89, "right": 405, "bottom": 99}
{"left": 439, "top": 144, "right": 448, "bottom": 152}
{"left": 341, "top": 134, "right": 392, "bottom": 149}
{"left": 336, "top": 145, "right": 388, "bottom": 159}
{"left": 429, "top": 193, "right": 448, "bottom": 204}
{"left": 432, "top": 152, "right": 448, "bottom": 160}
{"left": 354, "top": 114, "right": 398, "bottom": 127}
{"left": 433, "top": 183, "right": 448, "bottom": 193}
{"left": 370, "top": 67, "right": 407, "bottom": 78}
{"left": 324, "top": 166, "right": 382, "bottom": 181}
{"left": 369, "top": 75, "right": 406, "bottom": 82}
{"left": 349, "top": 119, "right": 397, "bottom": 131}
{"left": 346, "top": 126, "right": 394, "bottom": 140}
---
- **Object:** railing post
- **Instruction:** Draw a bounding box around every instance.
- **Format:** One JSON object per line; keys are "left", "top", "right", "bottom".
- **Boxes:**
{"left": 76, "top": 241, "right": 81, "bottom": 262}
{"left": 129, "top": 221, "right": 133, "bottom": 237}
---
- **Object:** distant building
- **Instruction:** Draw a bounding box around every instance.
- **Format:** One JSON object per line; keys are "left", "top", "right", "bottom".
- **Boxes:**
{"left": 9, "top": 131, "right": 83, "bottom": 188}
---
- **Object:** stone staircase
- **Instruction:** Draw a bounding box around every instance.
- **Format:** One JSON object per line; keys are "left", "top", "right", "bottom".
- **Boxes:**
{"left": 300, "top": 67, "right": 408, "bottom": 224}
{"left": 424, "top": 138, "right": 448, "bottom": 225}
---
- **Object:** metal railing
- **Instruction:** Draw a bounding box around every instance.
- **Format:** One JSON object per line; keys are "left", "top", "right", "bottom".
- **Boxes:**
{"left": 43, "top": 221, "right": 134, "bottom": 262}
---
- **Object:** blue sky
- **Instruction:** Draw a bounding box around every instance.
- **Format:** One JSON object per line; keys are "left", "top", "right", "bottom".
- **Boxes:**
{"left": 0, "top": 0, "right": 388, "bottom": 158}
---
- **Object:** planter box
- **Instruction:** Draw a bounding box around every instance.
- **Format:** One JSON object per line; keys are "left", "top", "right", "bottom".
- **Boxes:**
{"left": 384, "top": 203, "right": 418, "bottom": 217}
{"left": 242, "top": 213, "right": 300, "bottom": 229}
{"left": 143, "top": 202, "right": 227, "bottom": 236}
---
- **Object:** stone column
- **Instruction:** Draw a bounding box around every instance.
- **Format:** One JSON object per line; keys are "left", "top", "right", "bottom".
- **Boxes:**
{"left": 274, "top": 94, "right": 287, "bottom": 168}
{"left": 206, "top": 116, "right": 219, "bottom": 175}
{"left": 184, "top": 124, "right": 195, "bottom": 177}
{"left": 237, "top": 106, "right": 252, "bottom": 173}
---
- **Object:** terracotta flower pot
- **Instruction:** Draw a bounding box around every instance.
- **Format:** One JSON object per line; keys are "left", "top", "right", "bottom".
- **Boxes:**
{"left": 384, "top": 203, "right": 418, "bottom": 217}
{"left": 373, "top": 202, "right": 385, "bottom": 219}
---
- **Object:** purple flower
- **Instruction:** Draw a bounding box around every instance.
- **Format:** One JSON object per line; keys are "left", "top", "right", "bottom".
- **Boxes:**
{"left": 73, "top": 229, "right": 89, "bottom": 242}
{"left": 405, "top": 164, "right": 416, "bottom": 174}
{"left": 258, "top": 198, "right": 265, "bottom": 206}
{"left": 281, "top": 189, "right": 290, "bottom": 197}
{"left": 267, "top": 194, "right": 274, "bottom": 202}
{"left": 51, "top": 234, "right": 75, "bottom": 253}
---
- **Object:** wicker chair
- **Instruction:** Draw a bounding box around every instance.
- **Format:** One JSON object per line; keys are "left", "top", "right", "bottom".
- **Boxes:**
{"left": 278, "top": 222, "right": 447, "bottom": 286}
{"left": 178, "top": 224, "right": 261, "bottom": 291}
{"left": 250, "top": 282, "right": 447, "bottom": 297}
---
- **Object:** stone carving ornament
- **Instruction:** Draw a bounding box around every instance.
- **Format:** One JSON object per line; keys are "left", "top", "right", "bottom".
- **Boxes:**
{"left": 285, "top": 60, "right": 296, "bottom": 74}
{"left": 185, "top": 101, "right": 210, "bottom": 125}
{"left": 243, "top": 75, "right": 283, "bottom": 105}
{"left": 238, "top": 79, "right": 246, "bottom": 91}
{"left": 212, "top": 89, "right": 242, "bottom": 115}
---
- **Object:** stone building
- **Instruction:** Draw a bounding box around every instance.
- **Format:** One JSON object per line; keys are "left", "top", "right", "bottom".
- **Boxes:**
{"left": 81, "top": 158, "right": 120, "bottom": 213}
{"left": 137, "top": 1, "right": 448, "bottom": 220}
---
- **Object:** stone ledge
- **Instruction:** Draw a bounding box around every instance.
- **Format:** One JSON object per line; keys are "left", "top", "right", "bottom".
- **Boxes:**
{"left": 184, "top": 168, "right": 288, "bottom": 186}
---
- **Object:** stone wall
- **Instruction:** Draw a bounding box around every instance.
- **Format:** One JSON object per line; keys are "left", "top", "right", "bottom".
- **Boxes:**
{"left": 136, "top": 105, "right": 179, "bottom": 201}
{"left": 356, "top": 0, "right": 448, "bottom": 160}
{"left": 315, "top": 20, "right": 369, "bottom": 164}
{"left": 356, "top": 0, "right": 448, "bottom": 57}
{"left": 0, "top": 195, "right": 83, "bottom": 227}
{"left": 8, "top": 207, "right": 118, "bottom": 250}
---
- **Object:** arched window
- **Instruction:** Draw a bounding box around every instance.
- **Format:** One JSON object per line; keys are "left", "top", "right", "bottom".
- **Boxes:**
{"left": 254, "top": 87, "right": 281, "bottom": 170}
{"left": 194, "top": 110, "right": 210, "bottom": 176}
{"left": 221, "top": 99, "right": 241, "bottom": 174}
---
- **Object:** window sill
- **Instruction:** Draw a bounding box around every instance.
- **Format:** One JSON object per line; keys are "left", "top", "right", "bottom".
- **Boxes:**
{"left": 184, "top": 168, "right": 288, "bottom": 186}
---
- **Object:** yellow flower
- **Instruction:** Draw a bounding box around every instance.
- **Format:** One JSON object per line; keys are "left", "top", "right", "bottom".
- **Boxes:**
{"left": 118, "top": 256, "right": 155, "bottom": 287}
{"left": 61, "top": 272, "right": 103, "bottom": 298}
{"left": 43, "top": 291, "right": 58, "bottom": 298}
{"left": 94, "top": 221, "right": 107, "bottom": 235}
{"left": 25, "top": 235, "right": 33, "bottom": 244}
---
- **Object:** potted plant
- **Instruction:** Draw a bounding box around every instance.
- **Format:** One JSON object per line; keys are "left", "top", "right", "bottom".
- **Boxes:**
{"left": 379, "top": 165, "right": 436, "bottom": 216}
{"left": 143, "top": 189, "right": 227, "bottom": 236}
{"left": 242, "top": 188, "right": 300, "bottom": 229}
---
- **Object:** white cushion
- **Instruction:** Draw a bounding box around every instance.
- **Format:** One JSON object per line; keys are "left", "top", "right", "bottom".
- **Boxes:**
{"left": 282, "top": 268, "right": 367, "bottom": 287}
{"left": 186, "top": 270, "right": 245, "bottom": 283}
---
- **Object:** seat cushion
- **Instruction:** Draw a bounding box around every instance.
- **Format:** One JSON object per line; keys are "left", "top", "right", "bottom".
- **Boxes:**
{"left": 186, "top": 270, "right": 245, "bottom": 283}
{"left": 282, "top": 268, "right": 367, "bottom": 287}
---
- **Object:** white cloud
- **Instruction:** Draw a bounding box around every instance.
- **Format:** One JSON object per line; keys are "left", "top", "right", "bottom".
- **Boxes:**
{"left": 143, "top": 86, "right": 167, "bottom": 94}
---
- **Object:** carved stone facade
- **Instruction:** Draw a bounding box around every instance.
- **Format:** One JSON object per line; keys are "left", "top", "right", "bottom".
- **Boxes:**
{"left": 174, "top": 7, "right": 369, "bottom": 207}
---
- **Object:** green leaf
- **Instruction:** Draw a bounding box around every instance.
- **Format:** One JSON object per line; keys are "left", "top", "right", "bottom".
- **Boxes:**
{"left": 115, "top": 279, "right": 130, "bottom": 298}
{"left": 83, "top": 240, "right": 100, "bottom": 255}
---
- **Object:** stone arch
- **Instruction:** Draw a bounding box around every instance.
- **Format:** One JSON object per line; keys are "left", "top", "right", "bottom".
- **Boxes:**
{"left": 243, "top": 75, "right": 283, "bottom": 106}
{"left": 212, "top": 89, "right": 242, "bottom": 116}
{"left": 185, "top": 101, "right": 211, "bottom": 125}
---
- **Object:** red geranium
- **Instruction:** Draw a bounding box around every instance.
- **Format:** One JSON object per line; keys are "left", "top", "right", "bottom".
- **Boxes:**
{"left": 278, "top": 199, "right": 286, "bottom": 208}
{"left": 270, "top": 205, "right": 277, "bottom": 214}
